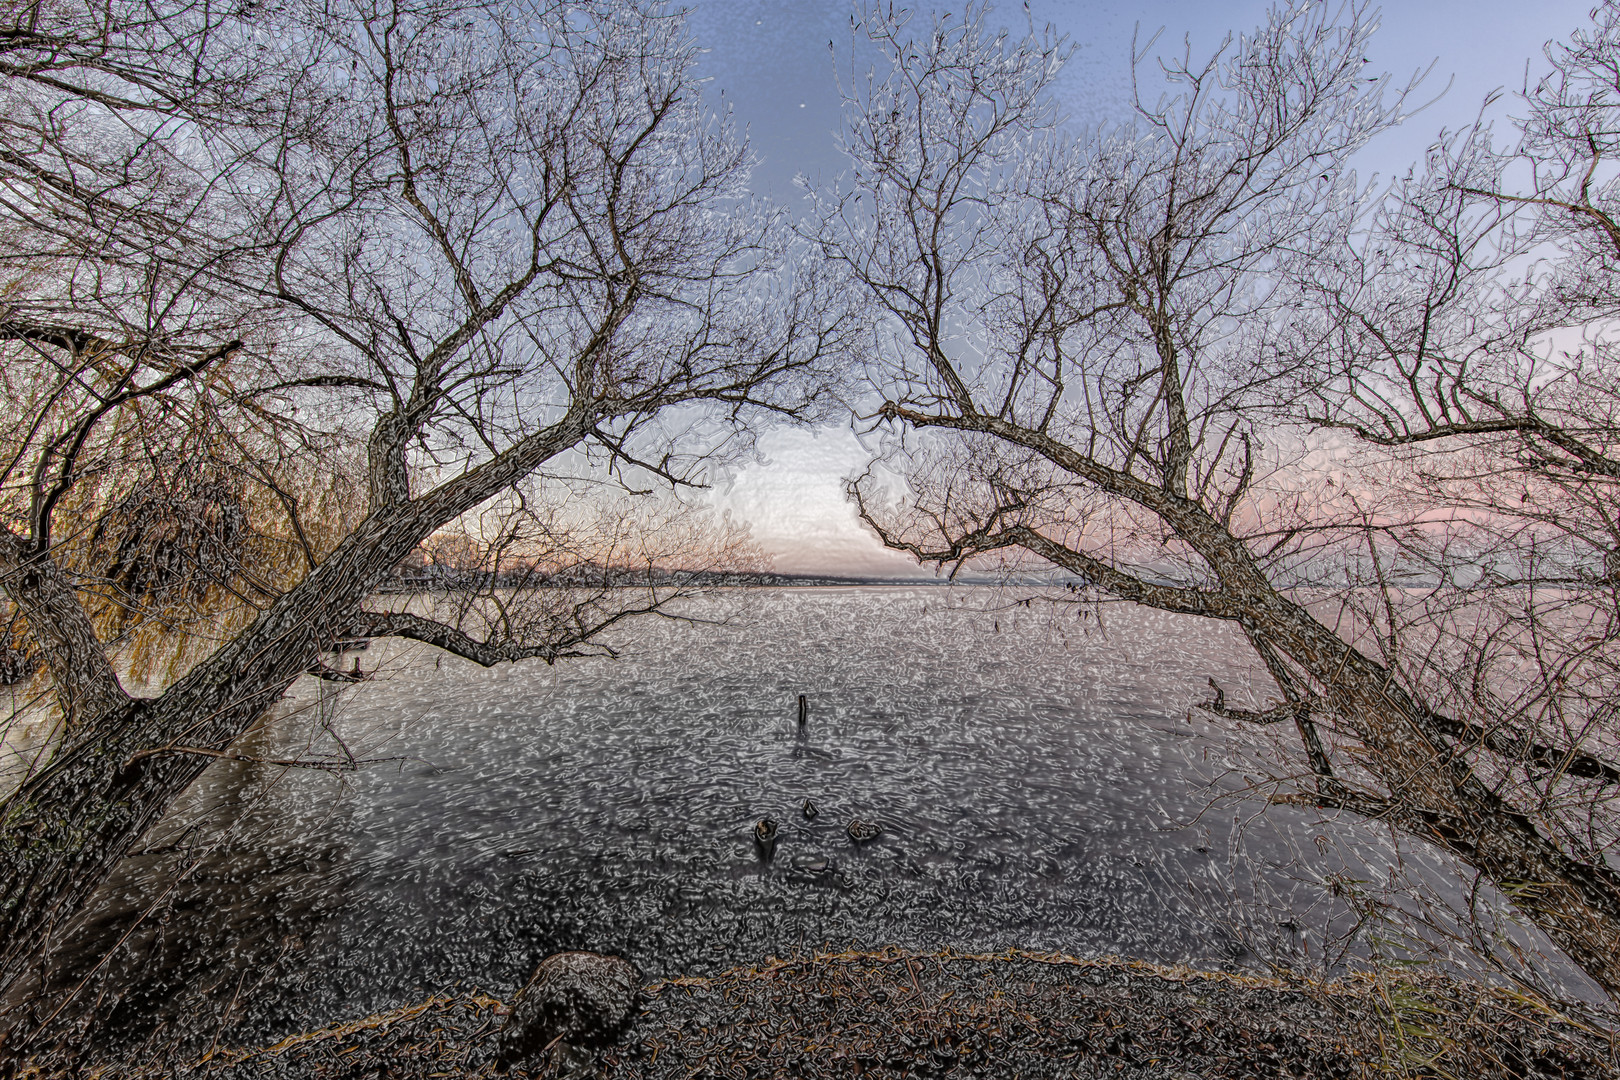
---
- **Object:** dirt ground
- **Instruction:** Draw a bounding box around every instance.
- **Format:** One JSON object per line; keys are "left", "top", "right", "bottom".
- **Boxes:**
{"left": 26, "top": 949, "right": 1620, "bottom": 1079}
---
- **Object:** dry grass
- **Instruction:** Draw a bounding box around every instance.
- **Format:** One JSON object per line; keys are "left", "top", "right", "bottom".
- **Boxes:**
{"left": 19, "top": 950, "right": 1618, "bottom": 1079}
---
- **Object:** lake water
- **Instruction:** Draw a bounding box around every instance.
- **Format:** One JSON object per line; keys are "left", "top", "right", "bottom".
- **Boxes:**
{"left": 47, "top": 587, "right": 1426, "bottom": 1053}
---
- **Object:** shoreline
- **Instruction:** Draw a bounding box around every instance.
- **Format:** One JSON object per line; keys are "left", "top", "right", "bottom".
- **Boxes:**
{"left": 40, "top": 949, "right": 1615, "bottom": 1079}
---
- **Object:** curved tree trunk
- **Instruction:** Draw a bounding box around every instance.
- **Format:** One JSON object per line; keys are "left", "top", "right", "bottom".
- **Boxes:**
{"left": 0, "top": 511, "right": 450, "bottom": 1050}
{"left": 1247, "top": 592, "right": 1620, "bottom": 994}
{"left": 1028, "top": 475, "right": 1620, "bottom": 995}
{"left": 0, "top": 388, "right": 600, "bottom": 1053}
{"left": 0, "top": 522, "right": 406, "bottom": 1041}
{"left": 868, "top": 477, "right": 1620, "bottom": 997}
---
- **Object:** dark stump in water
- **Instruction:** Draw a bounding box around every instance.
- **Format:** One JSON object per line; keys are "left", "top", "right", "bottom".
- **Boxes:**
{"left": 495, "top": 951, "right": 639, "bottom": 1074}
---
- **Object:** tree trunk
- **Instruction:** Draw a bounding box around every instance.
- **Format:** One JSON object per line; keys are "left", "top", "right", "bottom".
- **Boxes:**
{"left": 1248, "top": 589, "right": 1620, "bottom": 995}
{"left": 1010, "top": 499, "right": 1620, "bottom": 994}
{"left": 0, "top": 408, "right": 595, "bottom": 1047}
{"left": 0, "top": 530, "right": 127, "bottom": 735}
{"left": 0, "top": 508, "right": 422, "bottom": 1048}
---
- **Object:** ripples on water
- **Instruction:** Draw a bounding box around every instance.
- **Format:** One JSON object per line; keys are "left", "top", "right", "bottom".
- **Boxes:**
{"left": 53, "top": 587, "right": 1417, "bottom": 1049}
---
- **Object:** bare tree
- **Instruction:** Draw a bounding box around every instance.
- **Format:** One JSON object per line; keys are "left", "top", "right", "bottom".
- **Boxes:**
{"left": 1273, "top": 1, "right": 1620, "bottom": 988}
{"left": 0, "top": 0, "right": 853, "bottom": 1047}
{"left": 818, "top": 0, "right": 1620, "bottom": 998}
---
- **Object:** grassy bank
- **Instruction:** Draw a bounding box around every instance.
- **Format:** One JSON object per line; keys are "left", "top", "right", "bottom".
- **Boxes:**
{"left": 22, "top": 949, "right": 1618, "bottom": 1079}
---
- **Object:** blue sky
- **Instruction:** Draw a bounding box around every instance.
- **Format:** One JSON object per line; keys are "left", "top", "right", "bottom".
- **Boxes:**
{"left": 685, "top": 0, "right": 1595, "bottom": 575}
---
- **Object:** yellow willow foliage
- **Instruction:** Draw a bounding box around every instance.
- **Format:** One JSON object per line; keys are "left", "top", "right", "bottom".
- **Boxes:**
{"left": 43, "top": 445, "right": 365, "bottom": 692}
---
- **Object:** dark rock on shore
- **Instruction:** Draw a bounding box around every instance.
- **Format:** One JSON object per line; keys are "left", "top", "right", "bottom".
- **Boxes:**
{"left": 494, "top": 951, "right": 638, "bottom": 1074}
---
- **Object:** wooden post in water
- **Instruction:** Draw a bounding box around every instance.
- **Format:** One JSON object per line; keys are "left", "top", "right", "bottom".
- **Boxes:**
{"left": 797, "top": 693, "right": 807, "bottom": 730}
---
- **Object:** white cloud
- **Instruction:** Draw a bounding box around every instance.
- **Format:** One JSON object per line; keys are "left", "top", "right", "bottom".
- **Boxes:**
{"left": 709, "top": 426, "right": 930, "bottom": 577}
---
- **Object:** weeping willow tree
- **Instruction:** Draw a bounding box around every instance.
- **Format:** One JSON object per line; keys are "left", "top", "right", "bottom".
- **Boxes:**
{"left": 0, "top": 0, "right": 854, "bottom": 1054}
{"left": 53, "top": 439, "right": 359, "bottom": 681}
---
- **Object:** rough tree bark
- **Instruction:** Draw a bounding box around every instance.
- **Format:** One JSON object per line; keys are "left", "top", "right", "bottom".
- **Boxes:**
{"left": 825, "top": 2, "right": 1620, "bottom": 996}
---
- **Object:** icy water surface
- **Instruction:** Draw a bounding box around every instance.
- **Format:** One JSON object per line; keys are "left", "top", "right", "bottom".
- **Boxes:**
{"left": 56, "top": 587, "right": 1385, "bottom": 1048}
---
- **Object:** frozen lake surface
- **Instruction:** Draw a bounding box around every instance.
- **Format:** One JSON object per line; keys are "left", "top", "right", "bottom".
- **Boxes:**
{"left": 55, "top": 587, "right": 1396, "bottom": 1049}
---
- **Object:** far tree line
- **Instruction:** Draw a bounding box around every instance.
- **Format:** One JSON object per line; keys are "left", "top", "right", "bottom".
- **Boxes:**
{"left": 1, "top": 0, "right": 1618, "bottom": 1056}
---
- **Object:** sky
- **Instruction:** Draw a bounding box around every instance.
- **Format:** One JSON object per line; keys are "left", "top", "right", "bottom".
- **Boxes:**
{"left": 684, "top": 0, "right": 1596, "bottom": 577}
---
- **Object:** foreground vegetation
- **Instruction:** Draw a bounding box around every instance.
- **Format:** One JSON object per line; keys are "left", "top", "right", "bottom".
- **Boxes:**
{"left": 19, "top": 950, "right": 1618, "bottom": 1078}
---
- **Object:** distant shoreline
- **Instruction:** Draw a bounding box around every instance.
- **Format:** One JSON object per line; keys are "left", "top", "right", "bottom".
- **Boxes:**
{"left": 376, "top": 570, "right": 981, "bottom": 593}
